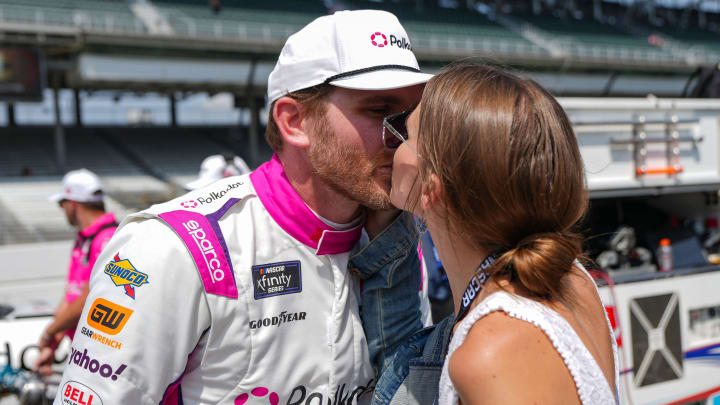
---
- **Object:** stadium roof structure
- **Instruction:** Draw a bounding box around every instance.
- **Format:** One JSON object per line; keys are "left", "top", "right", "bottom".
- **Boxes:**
{"left": 0, "top": 0, "right": 717, "bottom": 95}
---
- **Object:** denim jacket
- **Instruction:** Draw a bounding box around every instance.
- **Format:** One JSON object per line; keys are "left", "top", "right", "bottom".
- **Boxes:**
{"left": 349, "top": 213, "right": 455, "bottom": 405}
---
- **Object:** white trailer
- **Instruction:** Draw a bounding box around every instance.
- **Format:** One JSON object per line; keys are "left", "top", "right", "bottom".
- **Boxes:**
{"left": 563, "top": 98, "right": 720, "bottom": 405}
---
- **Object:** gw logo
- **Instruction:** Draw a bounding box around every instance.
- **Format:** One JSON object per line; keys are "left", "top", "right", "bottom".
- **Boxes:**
{"left": 87, "top": 298, "right": 133, "bottom": 335}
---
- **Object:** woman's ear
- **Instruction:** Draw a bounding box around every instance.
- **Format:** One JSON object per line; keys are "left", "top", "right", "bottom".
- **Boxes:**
{"left": 273, "top": 97, "right": 310, "bottom": 149}
{"left": 420, "top": 173, "right": 443, "bottom": 213}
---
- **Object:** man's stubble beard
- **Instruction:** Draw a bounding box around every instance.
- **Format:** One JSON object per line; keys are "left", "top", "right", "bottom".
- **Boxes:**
{"left": 308, "top": 120, "right": 393, "bottom": 211}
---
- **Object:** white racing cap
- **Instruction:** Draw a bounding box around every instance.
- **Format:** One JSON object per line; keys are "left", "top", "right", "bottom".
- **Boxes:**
{"left": 267, "top": 9, "right": 432, "bottom": 104}
{"left": 49, "top": 168, "right": 104, "bottom": 203}
{"left": 185, "top": 154, "right": 251, "bottom": 190}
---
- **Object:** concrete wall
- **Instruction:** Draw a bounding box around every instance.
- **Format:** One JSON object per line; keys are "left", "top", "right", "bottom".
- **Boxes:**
{"left": 0, "top": 240, "right": 72, "bottom": 312}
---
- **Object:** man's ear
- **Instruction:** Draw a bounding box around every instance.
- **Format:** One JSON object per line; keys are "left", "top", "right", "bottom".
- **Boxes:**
{"left": 420, "top": 173, "right": 443, "bottom": 213}
{"left": 273, "top": 97, "right": 310, "bottom": 149}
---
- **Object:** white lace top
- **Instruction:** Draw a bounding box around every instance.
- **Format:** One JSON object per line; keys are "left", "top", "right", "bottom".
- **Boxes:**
{"left": 438, "top": 267, "right": 619, "bottom": 405}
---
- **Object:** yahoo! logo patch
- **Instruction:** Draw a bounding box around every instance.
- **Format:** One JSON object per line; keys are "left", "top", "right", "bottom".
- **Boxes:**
{"left": 181, "top": 201, "right": 198, "bottom": 209}
{"left": 235, "top": 387, "right": 279, "bottom": 405}
{"left": 370, "top": 32, "right": 387, "bottom": 47}
{"left": 67, "top": 347, "right": 126, "bottom": 381}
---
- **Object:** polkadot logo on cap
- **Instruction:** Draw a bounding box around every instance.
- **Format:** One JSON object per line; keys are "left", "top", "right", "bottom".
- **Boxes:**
{"left": 181, "top": 200, "right": 198, "bottom": 209}
{"left": 370, "top": 32, "right": 388, "bottom": 47}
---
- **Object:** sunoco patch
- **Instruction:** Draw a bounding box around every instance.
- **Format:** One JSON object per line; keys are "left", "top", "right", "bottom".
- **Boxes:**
{"left": 252, "top": 261, "right": 301, "bottom": 299}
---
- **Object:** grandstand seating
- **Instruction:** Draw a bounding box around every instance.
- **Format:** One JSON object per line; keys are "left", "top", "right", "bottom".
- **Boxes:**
{"left": 99, "top": 127, "right": 252, "bottom": 175}
{"left": 0, "top": 0, "right": 144, "bottom": 34}
{"left": 652, "top": 26, "right": 720, "bottom": 54}
{"left": 150, "top": 0, "right": 325, "bottom": 40}
{"left": 0, "top": 126, "right": 266, "bottom": 179}
{"left": 0, "top": 0, "right": 714, "bottom": 67}
{"left": 512, "top": 11, "right": 676, "bottom": 61}
{"left": 147, "top": 0, "right": 545, "bottom": 56}
{"left": 0, "top": 125, "right": 270, "bottom": 244}
{"left": 0, "top": 175, "right": 161, "bottom": 244}
{"left": 333, "top": 0, "right": 543, "bottom": 55}
{"left": 0, "top": 180, "right": 76, "bottom": 243}
{"left": 0, "top": 128, "right": 59, "bottom": 178}
{"left": 519, "top": 13, "right": 652, "bottom": 46}
{"left": 0, "top": 127, "right": 140, "bottom": 177}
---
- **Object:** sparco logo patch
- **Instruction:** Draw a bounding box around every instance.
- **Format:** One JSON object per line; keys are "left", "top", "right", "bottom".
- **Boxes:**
{"left": 252, "top": 261, "right": 302, "bottom": 299}
{"left": 103, "top": 254, "right": 149, "bottom": 299}
{"left": 157, "top": 210, "right": 238, "bottom": 298}
{"left": 62, "top": 381, "right": 103, "bottom": 405}
{"left": 183, "top": 219, "right": 226, "bottom": 283}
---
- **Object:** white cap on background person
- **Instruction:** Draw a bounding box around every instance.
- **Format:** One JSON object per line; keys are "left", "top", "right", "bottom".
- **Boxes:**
{"left": 185, "top": 154, "right": 251, "bottom": 190}
{"left": 267, "top": 9, "right": 433, "bottom": 104}
{"left": 49, "top": 169, "right": 104, "bottom": 203}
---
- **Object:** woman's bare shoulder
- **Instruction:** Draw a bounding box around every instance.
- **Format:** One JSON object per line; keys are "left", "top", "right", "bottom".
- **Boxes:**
{"left": 448, "top": 311, "right": 580, "bottom": 405}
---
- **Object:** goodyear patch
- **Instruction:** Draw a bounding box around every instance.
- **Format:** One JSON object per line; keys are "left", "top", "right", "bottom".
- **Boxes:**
{"left": 104, "top": 253, "right": 149, "bottom": 299}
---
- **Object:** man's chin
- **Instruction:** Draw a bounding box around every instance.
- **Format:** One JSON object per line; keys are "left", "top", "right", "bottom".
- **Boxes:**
{"left": 340, "top": 176, "right": 391, "bottom": 210}
{"left": 367, "top": 177, "right": 394, "bottom": 208}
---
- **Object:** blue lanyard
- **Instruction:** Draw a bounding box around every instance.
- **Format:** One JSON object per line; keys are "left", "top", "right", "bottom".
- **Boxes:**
{"left": 455, "top": 253, "right": 499, "bottom": 323}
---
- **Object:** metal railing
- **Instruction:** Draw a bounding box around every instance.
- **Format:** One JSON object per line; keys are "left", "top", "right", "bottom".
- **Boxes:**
{"left": 565, "top": 40, "right": 682, "bottom": 63}
{"left": 162, "top": 9, "right": 299, "bottom": 42}
{"left": 159, "top": 7, "right": 547, "bottom": 56}
{"left": 159, "top": 9, "right": 687, "bottom": 65}
{"left": 0, "top": 3, "right": 146, "bottom": 35}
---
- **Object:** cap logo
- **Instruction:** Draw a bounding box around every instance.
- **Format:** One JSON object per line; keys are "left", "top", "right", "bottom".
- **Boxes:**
{"left": 370, "top": 32, "right": 388, "bottom": 47}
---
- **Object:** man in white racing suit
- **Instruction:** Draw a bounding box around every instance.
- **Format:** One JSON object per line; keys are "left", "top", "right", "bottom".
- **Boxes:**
{"left": 54, "top": 9, "right": 431, "bottom": 405}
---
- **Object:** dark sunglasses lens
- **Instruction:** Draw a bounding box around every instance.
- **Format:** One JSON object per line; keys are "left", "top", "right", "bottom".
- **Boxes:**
{"left": 390, "top": 112, "right": 409, "bottom": 141}
{"left": 383, "top": 126, "right": 402, "bottom": 148}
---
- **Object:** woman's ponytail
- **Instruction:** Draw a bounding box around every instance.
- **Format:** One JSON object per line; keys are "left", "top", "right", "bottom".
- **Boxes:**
{"left": 493, "top": 232, "right": 582, "bottom": 298}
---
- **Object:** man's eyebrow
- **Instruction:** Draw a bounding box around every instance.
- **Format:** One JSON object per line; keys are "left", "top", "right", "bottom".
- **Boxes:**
{"left": 356, "top": 95, "right": 405, "bottom": 105}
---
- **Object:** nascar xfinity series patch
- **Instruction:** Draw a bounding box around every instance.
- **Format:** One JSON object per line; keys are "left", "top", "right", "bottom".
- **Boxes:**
{"left": 104, "top": 253, "right": 149, "bottom": 299}
{"left": 252, "top": 261, "right": 301, "bottom": 299}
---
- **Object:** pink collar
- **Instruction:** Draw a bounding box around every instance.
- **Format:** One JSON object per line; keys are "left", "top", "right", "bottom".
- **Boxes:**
{"left": 79, "top": 212, "right": 117, "bottom": 238}
{"left": 250, "top": 155, "right": 362, "bottom": 255}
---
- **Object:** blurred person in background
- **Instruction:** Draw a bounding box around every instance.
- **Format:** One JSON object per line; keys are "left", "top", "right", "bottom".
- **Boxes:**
{"left": 34, "top": 169, "right": 117, "bottom": 376}
{"left": 184, "top": 153, "right": 251, "bottom": 191}
{"left": 53, "top": 10, "right": 430, "bottom": 404}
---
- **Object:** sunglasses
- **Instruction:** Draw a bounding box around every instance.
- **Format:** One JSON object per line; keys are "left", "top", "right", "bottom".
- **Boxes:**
{"left": 382, "top": 110, "right": 420, "bottom": 156}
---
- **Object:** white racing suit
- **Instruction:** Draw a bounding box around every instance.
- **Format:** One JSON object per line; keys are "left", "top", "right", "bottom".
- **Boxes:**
{"left": 54, "top": 155, "right": 375, "bottom": 405}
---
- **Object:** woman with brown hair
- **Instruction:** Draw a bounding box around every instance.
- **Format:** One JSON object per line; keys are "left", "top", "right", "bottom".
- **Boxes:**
{"left": 382, "top": 62, "right": 619, "bottom": 404}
